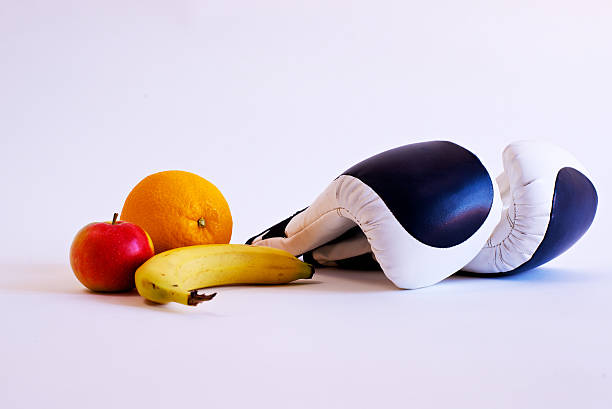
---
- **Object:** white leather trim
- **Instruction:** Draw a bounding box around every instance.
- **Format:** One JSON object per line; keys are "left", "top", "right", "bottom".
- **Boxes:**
{"left": 462, "top": 140, "right": 590, "bottom": 274}
{"left": 250, "top": 180, "right": 357, "bottom": 256}
{"left": 311, "top": 230, "right": 372, "bottom": 264}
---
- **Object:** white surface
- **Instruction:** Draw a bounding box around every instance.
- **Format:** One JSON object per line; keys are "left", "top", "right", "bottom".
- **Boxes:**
{"left": 1, "top": 1, "right": 611, "bottom": 408}
{"left": 1, "top": 263, "right": 611, "bottom": 409}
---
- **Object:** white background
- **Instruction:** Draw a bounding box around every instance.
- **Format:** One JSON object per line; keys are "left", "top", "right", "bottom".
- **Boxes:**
{"left": 1, "top": 1, "right": 610, "bottom": 408}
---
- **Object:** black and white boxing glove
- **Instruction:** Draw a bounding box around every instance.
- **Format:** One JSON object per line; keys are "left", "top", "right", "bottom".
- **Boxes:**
{"left": 246, "top": 141, "right": 502, "bottom": 289}
{"left": 462, "top": 140, "right": 598, "bottom": 275}
{"left": 246, "top": 140, "right": 598, "bottom": 288}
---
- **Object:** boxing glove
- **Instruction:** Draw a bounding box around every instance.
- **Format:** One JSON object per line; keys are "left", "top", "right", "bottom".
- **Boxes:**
{"left": 246, "top": 141, "right": 502, "bottom": 289}
{"left": 462, "top": 140, "right": 598, "bottom": 275}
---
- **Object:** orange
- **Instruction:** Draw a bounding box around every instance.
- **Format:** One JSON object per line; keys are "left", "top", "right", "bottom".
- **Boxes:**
{"left": 120, "top": 170, "right": 232, "bottom": 253}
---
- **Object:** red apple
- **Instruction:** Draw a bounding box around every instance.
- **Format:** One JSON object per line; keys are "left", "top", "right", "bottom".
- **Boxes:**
{"left": 70, "top": 213, "right": 154, "bottom": 292}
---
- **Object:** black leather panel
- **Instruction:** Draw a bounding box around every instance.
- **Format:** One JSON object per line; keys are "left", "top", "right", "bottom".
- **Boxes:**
{"left": 343, "top": 141, "right": 494, "bottom": 248}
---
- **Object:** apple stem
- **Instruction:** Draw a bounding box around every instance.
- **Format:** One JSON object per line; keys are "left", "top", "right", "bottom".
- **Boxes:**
{"left": 112, "top": 213, "right": 118, "bottom": 225}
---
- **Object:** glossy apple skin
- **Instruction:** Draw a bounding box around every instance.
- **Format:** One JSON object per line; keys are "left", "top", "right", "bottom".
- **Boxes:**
{"left": 70, "top": 220, "right": 154, "bottom": 292}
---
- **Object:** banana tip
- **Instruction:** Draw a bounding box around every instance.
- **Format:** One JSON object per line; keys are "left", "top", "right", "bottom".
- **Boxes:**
{"left": 188, "top": 290, "right": 217, "bottom": 306}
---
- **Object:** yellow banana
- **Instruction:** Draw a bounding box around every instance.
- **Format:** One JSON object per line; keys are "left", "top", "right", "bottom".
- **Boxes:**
{"left": 135, "top": 244, "right": 314, "bottom": 306}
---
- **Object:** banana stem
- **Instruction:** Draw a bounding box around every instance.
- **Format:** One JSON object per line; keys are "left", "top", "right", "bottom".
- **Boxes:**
{"left": 188, "top": 290, "right": 217, "bottom": 306}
